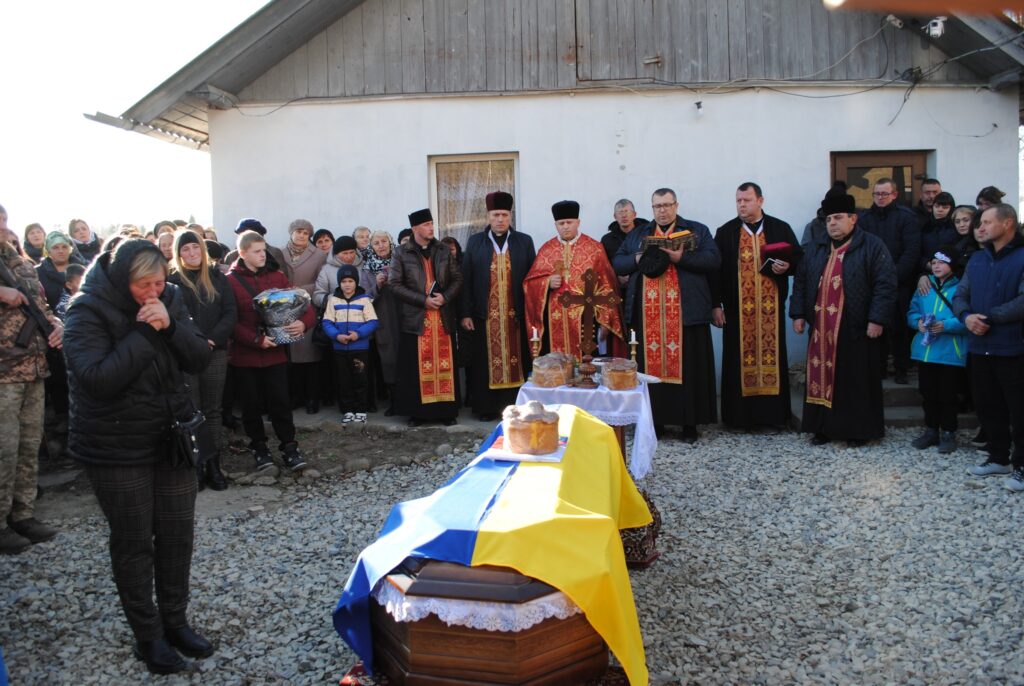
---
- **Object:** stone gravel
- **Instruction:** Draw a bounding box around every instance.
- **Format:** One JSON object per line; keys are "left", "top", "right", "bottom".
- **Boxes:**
{"left": 3, "top": 426, "right": 1024, "bottom": 685}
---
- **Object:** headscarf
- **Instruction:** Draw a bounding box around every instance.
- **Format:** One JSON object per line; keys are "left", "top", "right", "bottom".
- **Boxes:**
{"left": 45, "top": 231, "right": 73, "bottom": 254}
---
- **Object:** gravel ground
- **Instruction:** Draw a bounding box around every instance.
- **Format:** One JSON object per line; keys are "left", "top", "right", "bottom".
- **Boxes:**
{"left": 3, "top": 425, "right": 1024, "bottom": 685}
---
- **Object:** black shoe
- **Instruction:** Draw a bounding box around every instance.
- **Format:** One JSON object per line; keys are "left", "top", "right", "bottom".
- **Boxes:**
{"left": 252, "top": 445, "right": 274, "bottom": 472}
{"left": 681, "top": 426, "right": 699, "bottom": 444}
{"left": 443, "top": 418, "right": 457, "bottom": 426}
{"left": 408, "top": 418, "right": 422, "bottom": 427}
{"left": 305, "top": 400, "right": 320, "bottom": 415}
{"left": 971, "top": 429, "right": 989, "bottom": 448}
{"left": 894, "top": 371, "right": 908, "bottom": 385}
{"left": 654, "top": 424, "right": 665, "bottom": 439}
{"left": 134, "top": 638, "right": 187, "bottom": 675}
{"left": 205, "top": 455, "right": 228, "bottom": 491}
{"left": 384, "top": 407, "right": 395, "bottom": 417}
{"left": 847, "top": 439, "right": 866, "bottom": 447}
{"left": 282, "top": 446, "right": 307, "bottom": 472}
{"left": 164, "top": 625, "right": 215, "bottom": 659}
{"left": 811, "top": 433, "right": 831, "bottom": 446}
{"left": 9, "top": 517, "right": 57, "bottom": 543}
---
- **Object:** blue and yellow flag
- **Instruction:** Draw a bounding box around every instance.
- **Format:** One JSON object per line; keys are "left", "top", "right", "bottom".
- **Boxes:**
{"left": 333, "top": 405, "right": 652, "bottom": 685}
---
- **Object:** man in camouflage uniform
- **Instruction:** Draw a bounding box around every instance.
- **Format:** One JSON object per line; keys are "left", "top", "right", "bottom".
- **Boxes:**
{"left": 0, "top": 204, "right": 63, "bottom": 554}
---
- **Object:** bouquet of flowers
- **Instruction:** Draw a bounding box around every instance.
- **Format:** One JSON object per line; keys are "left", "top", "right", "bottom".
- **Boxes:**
{"left": 253, "top": 288, "right": 310, "bottom": 344}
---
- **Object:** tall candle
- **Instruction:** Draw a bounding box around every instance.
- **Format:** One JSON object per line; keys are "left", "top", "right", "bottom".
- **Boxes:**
{"left": 630, "top": 329, "right": 637, "bottom": 344}
{"left": 532, "top": 327, "right": 538, "bottom": 340}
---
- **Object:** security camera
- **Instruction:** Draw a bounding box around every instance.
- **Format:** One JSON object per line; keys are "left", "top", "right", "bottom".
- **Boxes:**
{"left": 926, "top": 16, "right": 946, "bottom": 39}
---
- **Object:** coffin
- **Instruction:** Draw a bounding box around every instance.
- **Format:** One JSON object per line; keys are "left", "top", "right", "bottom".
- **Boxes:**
{"left": 370, "top": 559, "right": 609, "bottom": 685}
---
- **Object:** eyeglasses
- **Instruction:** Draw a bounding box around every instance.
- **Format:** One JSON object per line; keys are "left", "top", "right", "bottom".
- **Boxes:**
{"left": 872, "top": 191, "right": 895, "bottom": 198}
{"left": 652, "top": 202, "right": 677, "bottom": 210}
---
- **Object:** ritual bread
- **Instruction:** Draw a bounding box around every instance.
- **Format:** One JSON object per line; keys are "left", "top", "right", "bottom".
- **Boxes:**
{"left": 531, "top": 355, "right": 569, "bottom": 388}
{"left": 602, "top": 357, "right": 638, "bottom": 390}
{"left": 548, "top": 351, "right": 575, "bottom": 381}
{"left": 503, "top": 401, "right": 560, "bottom": 455}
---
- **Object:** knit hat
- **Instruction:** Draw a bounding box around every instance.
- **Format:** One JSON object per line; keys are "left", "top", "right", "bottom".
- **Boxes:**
{"left": 933, "top": 244, "right": 958, "bottom": 268}
{"left": 44, "top": 231, "right": 73, "bottom": 253}
{"left": 337, "top": 264, "right": 360, "bottom": 284}
{"left": 204, "top": 240, "right": 225, "bottom": 260}
{"left": 397, "top": 228, "right": 413, "bottom": 244}
{"left": 333, "top": 236, "right": 357, "bottom": 255}
{"left": 235, "top": 218, "right": 267, "bottom": 236}
{"left": 174, "top": 229, "right": 201, "bottom": 258}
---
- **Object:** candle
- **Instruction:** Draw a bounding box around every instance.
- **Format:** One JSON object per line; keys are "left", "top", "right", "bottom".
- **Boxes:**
{"left": 630, "top": 329, "right": 637, "bottom": 344}
{"left": 532, "top": 327, "right": 539, "bottom": 340}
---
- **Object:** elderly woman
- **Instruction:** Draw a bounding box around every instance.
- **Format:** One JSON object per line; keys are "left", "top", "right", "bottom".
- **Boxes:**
{"left": 64, "top": 239, "right": 212, "bottom": 674}
{"left": 168, "top": 230, "right": 236, "bottom": 490}
{"left": 37, "top": 231, "right": 79, "bottom": 431}
{"left": 69, "top": 218, "right": 103, "bottom": 263}
{"left": 22, "top": 223, "right": 46, "bottom": 264}
{"left": 281, "top": 219, "right": 327, "bottom": 414}
{"left": 363, "top": 230, "right": 400, "bottom": 413}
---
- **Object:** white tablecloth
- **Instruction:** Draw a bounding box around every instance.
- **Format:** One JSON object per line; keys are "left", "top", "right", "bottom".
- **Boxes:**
{"left": 515, "top": 381, "right": 656, "bottom": 479}
{"left": 372, "top": 581, "right": 581, "bottom": 632}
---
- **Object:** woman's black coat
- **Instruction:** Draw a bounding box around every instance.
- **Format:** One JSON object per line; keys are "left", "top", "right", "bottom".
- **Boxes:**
{"left": 64, "top": 240, "right": 211, "bottom": 467}
{"left": 167, "top": 267, "right": 237, "bottom": 350}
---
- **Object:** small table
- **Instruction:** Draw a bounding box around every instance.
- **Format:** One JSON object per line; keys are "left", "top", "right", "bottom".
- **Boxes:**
{"left": 515, "top": 382, "right": 661, "bottom": 568}
{"left": 515, "top": 381, "right": 657, "bottom": 480}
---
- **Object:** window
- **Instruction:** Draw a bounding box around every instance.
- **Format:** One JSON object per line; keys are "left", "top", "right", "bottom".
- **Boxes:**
{"left": 831, "top": 150, "right": 930, "bottom": 209}
{"left": 429, "top": 153, "right": 519, "bottom": 249}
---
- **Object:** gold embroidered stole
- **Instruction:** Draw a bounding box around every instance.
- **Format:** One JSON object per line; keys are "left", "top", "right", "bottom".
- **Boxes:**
{"left": 417, "top": 255, "right": 456, "bottom": 403}
{"left": 806, "top": 242, "right": 850, "bottom": 408}
{"left": 738, "top": 229, "right": 781, "bottom": 397}
{"left": 485, "top": 250, "right": 524, "bottom": 389}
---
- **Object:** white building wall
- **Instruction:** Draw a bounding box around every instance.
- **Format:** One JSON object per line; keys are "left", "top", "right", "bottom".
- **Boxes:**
{"left": 208, "top": 86, "right": 1019, "bottom": 368}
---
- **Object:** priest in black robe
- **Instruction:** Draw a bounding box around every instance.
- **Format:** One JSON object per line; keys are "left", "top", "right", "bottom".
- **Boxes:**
{"left": 789, "top": 192, "right": 897, "bottom": 446}
{"left": 460, "top": 192, "right": 536, "bottom": 421}
{"left": 711, "top": 182, "right": 802, "bottom": 430}
{"left": 613, "top": 188, "right": 720, "bottom": 443}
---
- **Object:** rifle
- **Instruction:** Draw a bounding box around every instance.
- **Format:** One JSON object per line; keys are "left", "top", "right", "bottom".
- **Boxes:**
{"left": 0, "top": 257, "right": 55, "bottom": 348}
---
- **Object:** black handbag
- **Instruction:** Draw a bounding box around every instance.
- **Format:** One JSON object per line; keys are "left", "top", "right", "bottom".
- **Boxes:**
{"left": 152, "top": 360, "right": 206, "bottom": 469}
{"left": 311, "top": 300, "right": 333, "bottom": 348}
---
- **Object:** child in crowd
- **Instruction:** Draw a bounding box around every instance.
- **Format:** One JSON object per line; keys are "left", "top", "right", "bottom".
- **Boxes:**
{"left": 54, "top": 263, "right": 85, "bottom": 321}
{"left": 322, "top": 264, "right": 378, "bottom": 423}
{"left": 907, "top": 246, "right": 967, "bottom": 453}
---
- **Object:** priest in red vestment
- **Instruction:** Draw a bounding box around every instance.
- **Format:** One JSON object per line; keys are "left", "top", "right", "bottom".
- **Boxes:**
{"left": 523, "top": 200, "right": 624, "bottom": 360}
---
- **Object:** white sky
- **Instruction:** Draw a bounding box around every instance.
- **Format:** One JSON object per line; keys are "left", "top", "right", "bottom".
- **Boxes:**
{"left": 0, "top": 0, "right": 269, "bottom": 236}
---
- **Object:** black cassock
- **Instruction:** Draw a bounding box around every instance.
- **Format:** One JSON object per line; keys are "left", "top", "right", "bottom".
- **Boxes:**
{"left": 460, "top": 227, "right": 536, "bottom": 417}
{"left": 711, "top": 215, "right": 801, "bottom": 429}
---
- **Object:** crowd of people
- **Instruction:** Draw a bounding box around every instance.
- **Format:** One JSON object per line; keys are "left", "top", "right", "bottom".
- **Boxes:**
{"left": 0, "top": 176, "right": 1021, "bottom": 673}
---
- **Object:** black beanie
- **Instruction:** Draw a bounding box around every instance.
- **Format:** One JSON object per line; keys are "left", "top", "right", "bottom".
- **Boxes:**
{"left": 333, "top": 236, "right": 357, "bottom": 255}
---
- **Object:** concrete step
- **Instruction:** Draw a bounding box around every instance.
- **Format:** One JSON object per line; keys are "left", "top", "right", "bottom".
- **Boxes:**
{"left": 789, "top": 386, "right": 980, "bottom": 430}
{"left": 881, "top": 377, "right": 922, "bottom": 406}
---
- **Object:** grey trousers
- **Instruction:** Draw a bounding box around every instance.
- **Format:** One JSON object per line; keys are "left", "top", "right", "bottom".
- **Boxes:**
{"left": 86, "top": 461, "right": 197, "bottom": 641}
{"left": 188, "top": 349, "right": 228, "bottom": 457}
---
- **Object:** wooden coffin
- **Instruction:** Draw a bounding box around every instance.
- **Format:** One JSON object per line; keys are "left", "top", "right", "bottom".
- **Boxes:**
{"left": 370, "top": 559, "right": 609, "bottom": 685}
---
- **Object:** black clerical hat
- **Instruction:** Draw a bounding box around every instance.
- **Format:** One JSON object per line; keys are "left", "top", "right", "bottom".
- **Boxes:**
{"left": 551, "top": 200, "right": 580, "bottom": 221}
{"left": 820, "top": 193, "right": 856, "bottom": 216}
{"left": 408, "top": 208, "right": 433, "bottom": 227}
{"left": 486, "top": 191, "right": 514, "bottom": 212}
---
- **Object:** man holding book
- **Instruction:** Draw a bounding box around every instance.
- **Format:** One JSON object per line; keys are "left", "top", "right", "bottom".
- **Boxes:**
{"left": 711, "top": 182, "right": 802, "bottom": 430}
{"left": 613, "top": 188, "right": 720, "bottom": 442}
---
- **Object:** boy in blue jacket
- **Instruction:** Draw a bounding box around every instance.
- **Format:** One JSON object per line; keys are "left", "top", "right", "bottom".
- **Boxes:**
{"left": 322, "top": 265, "right": 379, "bottom": 422}
{"left": 907, "top": 246, "right": 967, "bottom": 453}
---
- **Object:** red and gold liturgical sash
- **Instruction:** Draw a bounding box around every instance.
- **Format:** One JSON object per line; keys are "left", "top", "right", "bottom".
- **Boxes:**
{"left": 417, "top": 256, "right": 456, "bottom": 404}
{"left": 641, "top": 227, "right": 683, "bottom": 384}
{"left": 806, "top": 242, "right": 850, "bottom": 408}
{"left": 486, "top": 250, "right": 524, "bottom": 389}
{"left": 737, "top": 229, "right": 781, "bottom": 397}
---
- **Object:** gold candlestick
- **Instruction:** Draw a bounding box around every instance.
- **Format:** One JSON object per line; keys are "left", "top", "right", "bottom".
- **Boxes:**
{"left": 629, "top": 329, "right": 638, "bottom": 362}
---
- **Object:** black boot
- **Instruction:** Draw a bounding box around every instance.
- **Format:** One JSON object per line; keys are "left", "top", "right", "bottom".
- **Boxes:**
{"left": 205, "top": 454, "right": 228, "bottom": 491}
{"left": 164, "top": 624, "right": 215, "bottom": 659}
{"left": 134, "top": 637, "right": 187, "bottom": 674}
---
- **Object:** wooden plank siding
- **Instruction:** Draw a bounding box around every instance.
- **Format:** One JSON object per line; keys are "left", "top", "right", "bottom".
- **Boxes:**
{"left": 238, "top": 0, "right": 981, "bottom": 102}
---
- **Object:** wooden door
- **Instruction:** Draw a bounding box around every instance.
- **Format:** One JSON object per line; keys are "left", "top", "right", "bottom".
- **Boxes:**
{"left": 832, "top": 150, "right": 930, "bottom": 210}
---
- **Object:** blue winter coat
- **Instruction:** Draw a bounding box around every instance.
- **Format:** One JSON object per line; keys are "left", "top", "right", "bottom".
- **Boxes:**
{"left": 906, "top": 275, "right": 967, "bottom": 367}
{"left": 321, "top": 288, "right": 379, "bottom": 352}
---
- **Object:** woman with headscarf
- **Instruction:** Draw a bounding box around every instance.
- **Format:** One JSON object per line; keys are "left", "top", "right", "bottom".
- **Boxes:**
{"left": 362, "top": 230, "right": 398, "bottom": 413}
{"left": 167, "top": 230, "right": 237, "bottom": 490}
{"left": 22, "top": 223, "right": 46, "bottom": 265}
{"left": 281, "top": 219, "right": 327, "bottom": 414}
{"left": 36, "top": 231, "right": 79, "bottom": 434}
{"left": 68, "top": 218, "right": 103, "bottom": 263}
{"left": 64, "top": 239, "right": 212, "bottom": 674}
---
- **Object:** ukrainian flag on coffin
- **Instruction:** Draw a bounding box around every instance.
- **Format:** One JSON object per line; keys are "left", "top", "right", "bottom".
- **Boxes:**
{"left": 332, "top": 405, "right": 652, "bottom": 686}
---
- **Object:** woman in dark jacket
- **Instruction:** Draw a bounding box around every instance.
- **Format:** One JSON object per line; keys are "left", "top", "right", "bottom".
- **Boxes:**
{"left": 64, "top": 239, "right": 213, "bottom": 675}
{"left": 167, "top": 229, "right": 237, "bottom": 490}
{"left": 36, "top": 231, "right": 78, "bottom": 432}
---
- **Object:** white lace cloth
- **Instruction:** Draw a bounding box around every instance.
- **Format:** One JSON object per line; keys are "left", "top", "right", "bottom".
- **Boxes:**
{"left": 372, "top": 581, "right": 581, "bottom": 632}
{"left": 515, "top": 382, "right": 656, "bottom": 479}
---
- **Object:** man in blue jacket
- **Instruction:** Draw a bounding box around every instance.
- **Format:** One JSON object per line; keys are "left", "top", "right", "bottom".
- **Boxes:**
{"left": 954, "top": 203, "right": 1024, "bottom": 491}
{"left": 858, "top": 178, "right": 920, "bottom": 384}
